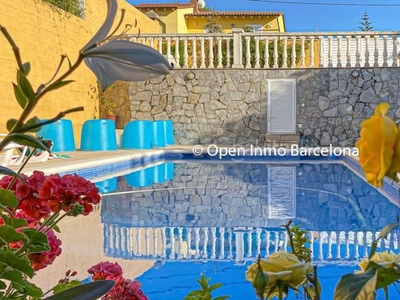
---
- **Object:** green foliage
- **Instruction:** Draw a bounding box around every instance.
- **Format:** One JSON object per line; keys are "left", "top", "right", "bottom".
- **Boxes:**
{"left": 359, "top": 12, "right": 373, "bottom": 31}
{"left": 204, "top": 11, "right": 222, "bottom": 33}
{"left": 42, "top": 0, "right": 84, "bottom": 18}
{"left": 334, "top": 222, "right": 400, "bottom": 300}
{"left": 289, "top": 224, "right": 312, "bottom": 263}
{"left": 100, "top": 83, "right": 118, "bottom": 115}
{"left": 184, "top": 274, "right": 230, "bottom": 300}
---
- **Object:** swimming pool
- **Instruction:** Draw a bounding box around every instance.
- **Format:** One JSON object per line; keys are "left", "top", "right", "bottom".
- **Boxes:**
{"left": 97, "top": 157, "right": 399, "bottom": 299}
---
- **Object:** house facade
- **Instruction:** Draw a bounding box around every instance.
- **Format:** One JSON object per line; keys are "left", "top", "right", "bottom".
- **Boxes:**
{"left": 134, "top": 0, "right": 286, "bottom": 33}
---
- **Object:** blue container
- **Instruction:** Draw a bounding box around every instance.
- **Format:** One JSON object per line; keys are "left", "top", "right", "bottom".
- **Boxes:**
{"left": 165, "top": 162, "right": 175, "bottom": 180}
{"left": 152, "top": 164, "right": 166, "bottom": 184}
{"left": 151, "top": 121, "right": 167, "bottom": 148}
{"left": 125, "top": 167, "right": 155, "bottom": 187}
{"left": 95, "top": 177, "right": 117, "bottom": 193}
{"left": 164, "top": 120, "right": 175, "bottom": 145}
{"left": 80, "top": 119, "right": 117, "bottom": 151}
{"left": 36, "top": 119, "right": 76, "bottom": 152}
{"left": 120, "top": 120, "right": 152, "bottom": 149}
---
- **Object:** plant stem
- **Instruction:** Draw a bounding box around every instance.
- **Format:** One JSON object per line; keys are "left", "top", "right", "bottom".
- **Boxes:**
{"left": 21, "top": 106, "right": 84, "bottom": 132}
{"left": 314, "top": 266, "right": 321, "bottom": 300}
{"left": 38, "top": 208, "right": 63, "bottom": 232}
{"left": 278, "top": 282, "right": 283, "bottom": 300}
{"left": 0, "top": 25, "right": 24, "bottom": 70}
{"left": 282, "top": 220, "right": 298, "bottom": 258}
{"left": 44, "top": 211, "right": 71, "bottom": 234}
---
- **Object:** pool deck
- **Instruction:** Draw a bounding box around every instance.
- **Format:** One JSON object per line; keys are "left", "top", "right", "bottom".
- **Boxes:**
{"left": 10, "top": 146, "right": 192, "bottom": 176}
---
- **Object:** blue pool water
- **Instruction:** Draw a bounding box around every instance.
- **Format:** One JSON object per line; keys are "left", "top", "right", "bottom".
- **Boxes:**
{"left": 99, "top": 158, "right": 400, "bottom": 299}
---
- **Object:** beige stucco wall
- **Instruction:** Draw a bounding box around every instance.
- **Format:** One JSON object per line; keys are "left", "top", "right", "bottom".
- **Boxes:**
{"left": 0, "top": 0, "right": 157, "bottom": 143}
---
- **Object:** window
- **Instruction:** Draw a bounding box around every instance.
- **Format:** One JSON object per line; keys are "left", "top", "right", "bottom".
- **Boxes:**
{"left": 244, "top": 24, "right": 263, "bottom": 32}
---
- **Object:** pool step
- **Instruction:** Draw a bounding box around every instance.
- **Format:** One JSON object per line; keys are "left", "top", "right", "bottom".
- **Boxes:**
{"left": 264, "top": 133, "right": 300, "bottom": 148}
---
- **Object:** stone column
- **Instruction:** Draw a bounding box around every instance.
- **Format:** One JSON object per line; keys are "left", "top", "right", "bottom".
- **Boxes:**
{"left": 232, "top": 28, "right": 244, "bottom": 68}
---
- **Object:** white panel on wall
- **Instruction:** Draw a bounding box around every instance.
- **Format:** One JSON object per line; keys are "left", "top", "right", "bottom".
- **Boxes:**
{"left": 267, "top": 79, "right": 296, "bottom": 133}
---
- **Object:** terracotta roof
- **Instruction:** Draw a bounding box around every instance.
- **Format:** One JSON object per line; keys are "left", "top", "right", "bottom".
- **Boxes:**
{"left": 135, "top": 3, "right": 194, "bottom": 9}
{"left": 185, "top": 11, "right": 284, "bottom": 17}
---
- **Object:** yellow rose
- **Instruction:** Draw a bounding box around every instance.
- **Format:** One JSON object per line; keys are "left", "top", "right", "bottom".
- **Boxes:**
{"left": 357, "top": 251, "right": 400, "bottom": 273}
{"left": 356, "top": 103, "right": 399, "bottom": 187}
{"left": 246, "top": 251, "right": 312, "bottom": 299}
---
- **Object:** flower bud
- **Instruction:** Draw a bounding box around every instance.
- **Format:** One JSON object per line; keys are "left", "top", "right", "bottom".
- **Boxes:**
{"left": 253, "top": 258, "right": 268, "bottom": 299}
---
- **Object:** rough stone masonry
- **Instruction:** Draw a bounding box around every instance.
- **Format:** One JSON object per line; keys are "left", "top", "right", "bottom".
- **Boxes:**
{"left": 128, "top": 68, "right": 400, "bottom": 147}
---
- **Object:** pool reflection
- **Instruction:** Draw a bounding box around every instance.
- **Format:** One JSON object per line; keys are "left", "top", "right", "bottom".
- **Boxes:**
{"left": 101, "top": 162, "right": 400, "bottom": 263}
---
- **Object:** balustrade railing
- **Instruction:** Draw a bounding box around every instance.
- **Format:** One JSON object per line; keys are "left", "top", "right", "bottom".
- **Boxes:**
{"left": 121, "top": 31, "right": 400, "bottom": 69}
{"left": 103, "top": 225, "right": 399, "bottom": 265}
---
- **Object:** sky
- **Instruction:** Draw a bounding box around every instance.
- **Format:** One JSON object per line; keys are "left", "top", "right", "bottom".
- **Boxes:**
{"left": 127, "top": 0, "right": 400, "bottom": 32}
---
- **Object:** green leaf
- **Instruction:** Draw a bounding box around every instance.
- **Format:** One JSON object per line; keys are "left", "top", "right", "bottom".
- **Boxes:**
{"left": 214, "top": 297, "right": 230, "bottom": 300}
{"left": 43, "top": 280, "right": 115, "bottom": 300}
{"left": 0, "top": 225, "right": 25, "bottom": 243}
{"left": 208, "top": 282, "right": 223, "bottom": 293}
{"left": 0, "top": 166, "right": 22, "bottom": 179}
{"left": 0, "top": 188, "right": 18, "bottom": 208}
{"left": 22, "top": 62, "right": 30, "bottom": 76}
{"left": 2, "top": 268, "right": 23, "bottom": 284}
{"left": 6, "top": 119, "right": 18, "bottom": 132}
{"left": 334, "top": 268, "right": 377, "bottom": 300}
{"left": 21, "top": 228, "right": 49, "bottom": 253}
{"left": 21, "top": 280, "right": 43, "bottom": 298}
{"left": 52, "top": 280, "right": 82, "bottom": 294}
{"left": 0, "top": 252, "right": 34, "bottom": 278}
{"left": 369, "top": 222, "right": 400, "bottom": 259}
{"left": 0, "top": 280, "right": 7, "bottom": 290}
{"left": 17, "top": 70, "right": 35, "bottom": 104}
{"left": 46, "top": 80, "right": 74, "bottom": 93}
{"left": 367, "top": 261, "right": 400, "bottom": 289}
{"left": 7, "top": 133, "right": 48, "bottom": 151}
{"left": 1, "top": 215, "right": 28, "bottom": 229}
{"left": 12, "top": 83, "right": 28, "bottom": 109}
{"left": 22, "top": 116, "right": 42, "bottom": 133}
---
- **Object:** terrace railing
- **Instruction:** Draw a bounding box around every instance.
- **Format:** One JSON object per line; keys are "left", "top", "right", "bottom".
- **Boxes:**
{"left": 121, "top": 30, "right": 400, "bottom": 69}
{"left": 103, "top": 225, "right": 399, "bottom": 264}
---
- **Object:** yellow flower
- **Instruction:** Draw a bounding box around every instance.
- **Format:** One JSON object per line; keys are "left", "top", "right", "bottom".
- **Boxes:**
{"left": 246, "top": 251, "right": 312, "bottom": 299}
{"left": 356, "top": 103, "right": 399, "bottom": 187}
{"left": 357, "top": 251, "right": 400, "bottom": 273}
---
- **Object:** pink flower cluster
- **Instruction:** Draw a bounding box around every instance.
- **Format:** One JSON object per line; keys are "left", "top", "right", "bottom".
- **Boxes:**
{"left": 0, "top": 171, "right": 101, "bottom": 220}
{"left": 88, "top": 262, "right": 148, "bottom": 300}
{"left": 0, "top": 171, "right": 101, "bottom": 271}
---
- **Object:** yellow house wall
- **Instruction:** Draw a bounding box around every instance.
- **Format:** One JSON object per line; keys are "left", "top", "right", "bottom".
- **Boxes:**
{"left": 0, "top": 0, "right": 157, "bottom": 144}
{"left": 137, "top": 8, "right": 180, "bottom": 33}
{"left": 186, "top": 15, "right": 285, "bottom": 33}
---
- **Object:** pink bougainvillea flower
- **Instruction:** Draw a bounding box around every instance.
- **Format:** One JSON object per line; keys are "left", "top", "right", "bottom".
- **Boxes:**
{"left": 356, "top": 103, "right": 399, "bottom": 187}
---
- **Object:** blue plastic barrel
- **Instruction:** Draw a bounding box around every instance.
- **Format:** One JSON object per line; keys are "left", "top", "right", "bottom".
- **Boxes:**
{"left": 152, "top": 164, "right": 166, "bottom": 184}
{"left": 151, "top": 120, "right": 167, "bottom": 148}
{"left": 36, "top": 119, "right": 76, "bottom": 152}
{"left": 80, "top": 119, "right": 117, "bottom": 151}
{"left": 125, "top": 167, "right": 155, "bottom": 187}
{"left": 164, "top": 120, "right": 175, "bottom": 145}
{"left": 120, "top": 120, "right": 152, "bottom": 149}
{"left": 165, "top": 162, "right": 175, "bottom": 180}
{"left": 95, "top": 177, "right": 117, "bottom": 193}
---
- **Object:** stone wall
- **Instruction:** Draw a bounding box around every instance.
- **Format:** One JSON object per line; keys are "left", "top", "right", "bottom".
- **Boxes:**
{"left": 128, "top": 68, "right": 400, "bottom": 146}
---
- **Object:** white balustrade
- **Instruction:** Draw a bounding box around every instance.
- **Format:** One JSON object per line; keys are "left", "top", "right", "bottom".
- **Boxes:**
{"left": 103, "top": 225, "right": 400, "bottom": 265}
{"left": 120, "top": 31, "right": 400, "bottom": 69}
